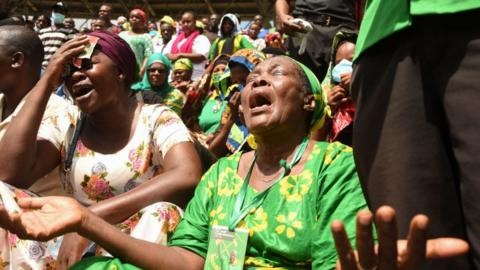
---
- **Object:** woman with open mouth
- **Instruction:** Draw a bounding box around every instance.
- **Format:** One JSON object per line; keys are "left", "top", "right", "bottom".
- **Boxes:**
{"left": 0, "top": 54, "right": 371, "bottom": 269}
{"left": 0, "top": 31, "right": 202, "bottom": 269}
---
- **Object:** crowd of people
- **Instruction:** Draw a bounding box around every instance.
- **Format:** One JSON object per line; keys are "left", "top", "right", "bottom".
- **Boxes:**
{"left": 0, "top": 0, "right": 479, "bottom": 269}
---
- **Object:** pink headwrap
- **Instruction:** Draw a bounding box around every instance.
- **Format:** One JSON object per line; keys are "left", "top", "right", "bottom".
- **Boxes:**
{"left": 87, "top": 31, "right": 138, "bottom": 87}
{"left": 130, "top": 8, "right": 147, "bottom": 23}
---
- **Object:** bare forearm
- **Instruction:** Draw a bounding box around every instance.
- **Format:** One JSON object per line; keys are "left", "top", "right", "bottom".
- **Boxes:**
{"left": 89, "top": 143, "right": 202, "bottom": 224}
{"left": 80, "top": 211, "right": 204, "bottom": 269}
{"left": 0, "top": 75, "right": 56, "bottom": 184}
{"left": 275, "top": 0, "right": 290, "bottom": 16}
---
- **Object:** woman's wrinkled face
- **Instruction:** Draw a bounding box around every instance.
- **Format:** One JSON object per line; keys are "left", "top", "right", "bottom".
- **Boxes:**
{"left": 173, "top": 69, "right": 192, "bottom": 82}
{"left": 241, "top": 57, "right": 307, "bottom": 134}
{"left": 148, "top": 62, "right": 167, "bottom": 87}
{"left": 180, "top": 12, "right": 195, "bottom": 35}
{"left": 65, "top": 50, "right": 125, "bottom": 115}
{"left": 129, "top": 10, "right": 145, "bottom": 30}
{"left": 221, "top": 18, "right": 234, "bottom": 36}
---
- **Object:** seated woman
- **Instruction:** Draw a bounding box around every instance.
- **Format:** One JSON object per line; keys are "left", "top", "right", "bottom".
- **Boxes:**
{"left": 1, "top": 55, "right": 368, "bottom": 269}
{"left": 0, "top": 32, "right": 201, "bottom": 268}
{"left": 208, "top": 13, "right": 254, "bottom": 61}
{"left": 181, "top": 54, "right": 230, "bottom": 132}
{"left": 132, "top": 53, "right": 186, "bottom": 115}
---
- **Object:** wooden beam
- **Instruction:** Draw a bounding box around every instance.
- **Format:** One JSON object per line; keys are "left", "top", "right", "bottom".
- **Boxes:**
{"left": 203, "top": 0, "right": 215, "bottom": 15}
{"left": 79, "top": 0, "right": 96, "bottom": 17}
{"left": 141, "top": 0, "right": 156, "bottom": 17}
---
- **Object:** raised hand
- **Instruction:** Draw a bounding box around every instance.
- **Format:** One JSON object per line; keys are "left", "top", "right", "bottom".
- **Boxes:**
{"left": 43, "top": 35, "right": 90, "bottom": 88}
{"left": 331, "top": 206, "right": 469, "bottom": 270}
{"left": 0, "top": 196, "right": 87, "bottom": 242}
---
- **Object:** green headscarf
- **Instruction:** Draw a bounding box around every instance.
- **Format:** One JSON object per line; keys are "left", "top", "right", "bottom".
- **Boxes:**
{"left": 131, "top": 53, "right": 173, "bottom": 94}
{"left": 294, "top": 60, "right": 326, "bottom": 131}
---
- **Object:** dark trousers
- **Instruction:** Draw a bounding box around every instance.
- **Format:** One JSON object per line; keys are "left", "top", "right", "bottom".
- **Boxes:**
{"left": 351, "top": 9, "right": 480, "bottom": 269}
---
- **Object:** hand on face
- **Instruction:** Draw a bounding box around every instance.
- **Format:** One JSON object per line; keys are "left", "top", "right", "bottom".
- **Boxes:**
{"left": 0, "top": 196, "right": 87, "bottom": 242}
{"left": 43, "top": 36, "right": 90, "bottom": 89}
{"left": 332, "top": 206, "right": 469, "bottom": 270}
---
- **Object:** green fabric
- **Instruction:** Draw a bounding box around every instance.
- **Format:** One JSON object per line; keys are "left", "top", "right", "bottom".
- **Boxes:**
{"left": 295, "top": 61, "right": 326, "bottom": 131}
{"left": 355, "top": 0, "right": 480, "bottom": 59}
{"left": 169, "top": 141, "right": 368, "bottom": 269}
{"left": 132, "top": 53, "right": 172, "bottom": 93}
{"left": 118, "top": 32, "right": 153, "bottom": 70}
{"left": 208, "top": 35, "right": 255, "bottom": 61}
{"left": 131, "top": 53, "right": 185, "bottom": 115}
{"left": 198, "top": 70, "right": 232, "bottom": 134}
{"left": 70, "top": 257, "right": 141, "bottom": 270}
{"left": 198, "top": 96, "right": 227, "bottom": 134}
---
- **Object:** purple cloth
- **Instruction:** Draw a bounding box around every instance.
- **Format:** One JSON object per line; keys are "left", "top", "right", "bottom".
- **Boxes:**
{"left": 87, "top": 31, "right": 137, "bottom": 87}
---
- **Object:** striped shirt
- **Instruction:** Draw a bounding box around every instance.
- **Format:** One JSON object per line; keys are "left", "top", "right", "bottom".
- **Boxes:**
{"left": 38, "top": 26, "right": 76, "bottom": 68}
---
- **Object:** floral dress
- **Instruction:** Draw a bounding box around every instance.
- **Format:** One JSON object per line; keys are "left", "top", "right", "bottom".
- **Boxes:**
{"left": 0, "top": 104, "right": 190, "bottom": 269}
{"left": 169, "top": 141, "right": 368, "bottom": 269}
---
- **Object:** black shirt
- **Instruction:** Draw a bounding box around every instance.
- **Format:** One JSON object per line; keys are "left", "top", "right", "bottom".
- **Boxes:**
{"left": 293, "top": 0, "right": 355, "bottom": 24}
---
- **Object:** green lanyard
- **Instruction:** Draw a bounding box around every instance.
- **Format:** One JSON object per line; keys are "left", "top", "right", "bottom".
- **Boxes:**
{"left": 228, "top": 138, "right": 310, "bottom": 231}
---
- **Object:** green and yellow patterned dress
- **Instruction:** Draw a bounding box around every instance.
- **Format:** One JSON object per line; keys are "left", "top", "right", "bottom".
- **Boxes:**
{"left": 169, "top": 141, "right": 368, "bottom": 269}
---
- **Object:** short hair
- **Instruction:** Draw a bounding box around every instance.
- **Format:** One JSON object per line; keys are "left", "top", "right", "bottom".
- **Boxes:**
{"left": 0, "top": 25, "right": 44, "bottom": 70}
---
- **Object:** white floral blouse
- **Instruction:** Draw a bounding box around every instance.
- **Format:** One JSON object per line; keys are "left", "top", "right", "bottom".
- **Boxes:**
{"left": 38, "top": 104, "right": 191, "bottom": 206}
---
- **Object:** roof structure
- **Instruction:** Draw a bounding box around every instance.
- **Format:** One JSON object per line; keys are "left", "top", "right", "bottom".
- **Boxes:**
{"left": 9, "top": 0, "right": 274, "bottom": 21}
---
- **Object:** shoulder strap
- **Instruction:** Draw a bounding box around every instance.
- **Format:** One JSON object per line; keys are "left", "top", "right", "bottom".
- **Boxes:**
{"left": 63, "top": 112, "right": 86, "bottom": 173}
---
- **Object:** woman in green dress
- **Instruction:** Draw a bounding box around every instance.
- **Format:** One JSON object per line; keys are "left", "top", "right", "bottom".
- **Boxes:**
{"left": 119, "top": 9, "right": 153, "bottom": 83}
{"left": 0, "top": 56, "right": 367, "bottom": 269}
{"left": 132, "top": 53, "right": 185, "bottom": 115}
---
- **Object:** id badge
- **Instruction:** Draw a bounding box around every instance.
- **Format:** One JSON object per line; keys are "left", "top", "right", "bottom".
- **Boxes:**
{"left": 205, "top": 225, "right": 249, "bottom": 270}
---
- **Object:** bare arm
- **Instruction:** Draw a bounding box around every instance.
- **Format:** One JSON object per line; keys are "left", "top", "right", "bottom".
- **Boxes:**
{"left": 82, "top": 212, "right": 205, "bottom": 269}
{"left": 89, "top": 141, "right": 202, "bottom": 224}
{"left": 0, "top": 196, "right": 205, "bottom": 270}
{"left": 167, "top": 53, "right": 206, "bottom": 63}
{"left": 275, "top": 0, "right": 304, "bottom": 34}
{"left": 0, "top": 37, "right": 89, "bottom": 188}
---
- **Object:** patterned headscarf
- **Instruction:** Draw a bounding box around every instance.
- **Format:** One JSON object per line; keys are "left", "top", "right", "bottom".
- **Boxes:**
{"left": 228, "top": 48, "right": 266, "bottom": 72}
{"left": 173, "top": 58, "right": 193, "bottom": 71}
{"left": 131, "top": 53, "right": 172, "bottom": 94}
{"left": 87, "top": 30, "right": 138, "bottom": 87}
{"left": 159, "top": 15, "right": 175, "bottom": 28}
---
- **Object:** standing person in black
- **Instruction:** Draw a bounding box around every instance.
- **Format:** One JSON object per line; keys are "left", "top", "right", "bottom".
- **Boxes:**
{"left": 275, "top": 0, "right": 362, "bottom": 81}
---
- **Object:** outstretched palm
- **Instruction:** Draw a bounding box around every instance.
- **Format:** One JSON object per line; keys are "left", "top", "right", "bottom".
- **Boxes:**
{"left": 0, "top": 196, "right": 86, "bottom": 242}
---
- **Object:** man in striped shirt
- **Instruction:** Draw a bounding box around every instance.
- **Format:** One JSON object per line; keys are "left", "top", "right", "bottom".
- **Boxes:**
{"left": 38, "top": 2, "right": 75, "bottom": 68}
